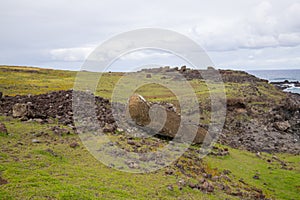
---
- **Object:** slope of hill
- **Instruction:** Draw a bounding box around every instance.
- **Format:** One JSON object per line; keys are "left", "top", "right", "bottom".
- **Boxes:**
{"left": 0, "top": 66, "right": 299, "bottom": 200}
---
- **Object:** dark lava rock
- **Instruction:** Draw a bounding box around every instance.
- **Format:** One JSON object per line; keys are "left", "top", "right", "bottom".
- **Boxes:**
{"left": 0, "top": 90, "right": 118, "bottom": 134}
{"left": 253, "top": 174, "right": 260, "bottom": 180}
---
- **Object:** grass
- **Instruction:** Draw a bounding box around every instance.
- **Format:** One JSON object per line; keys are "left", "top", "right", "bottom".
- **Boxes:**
{"left": 205, "top": 145, "right": 300, "bottom": 200}
{"left": 0, "top": 116, "right": 235, "bottom": 200}
{"left": 0, "top": 116, "right": 299, "bottom": 199}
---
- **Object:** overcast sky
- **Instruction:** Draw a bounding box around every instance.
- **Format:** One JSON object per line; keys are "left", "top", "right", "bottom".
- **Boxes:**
{"left": 0, "top": 0, "right": 300, "bottom": 71}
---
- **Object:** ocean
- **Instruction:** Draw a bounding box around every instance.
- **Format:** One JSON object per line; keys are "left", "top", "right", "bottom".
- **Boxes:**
{"left": 247, "top": 69, "right": 300, "bottom": 94}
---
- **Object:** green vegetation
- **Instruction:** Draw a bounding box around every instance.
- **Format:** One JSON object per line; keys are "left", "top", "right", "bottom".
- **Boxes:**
{"left": 0, "top": 66, "right": 298, "bottom": 200}
{"left": 0, "top": 66, "right": 75, "bottom": 96}
{"left": 206, "top": 145, "right": 300, "bottom": 200}
{"left": 0, "top": 116, "right": 235, "bottom": 200}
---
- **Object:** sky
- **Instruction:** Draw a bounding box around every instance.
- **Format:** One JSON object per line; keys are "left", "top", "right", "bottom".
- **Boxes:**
{"left": 0, "top": 0, "right": 300, "bottom": 71}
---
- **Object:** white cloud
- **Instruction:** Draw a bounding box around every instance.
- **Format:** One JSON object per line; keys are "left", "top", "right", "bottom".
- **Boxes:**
{"left": 50, "top": 46, "right": 94, "bottom": 62}
{"left": 120, "top": 50, "right": 172, "bottom": 61}
{"left": 0, "top": 0, "right": 299, "bottom": 70}
{"left": 190, "top": 1, "right": 300, "bottom": 51}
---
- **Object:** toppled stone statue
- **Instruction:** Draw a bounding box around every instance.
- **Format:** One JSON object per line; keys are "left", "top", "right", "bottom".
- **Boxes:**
{"left": 128, "top": 94, "right": 207, "bottom": 143}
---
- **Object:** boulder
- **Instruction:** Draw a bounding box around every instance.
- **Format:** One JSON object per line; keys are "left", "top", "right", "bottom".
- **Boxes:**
{"left": 0, "top": 122, "right": 8, "bottom": 134}
{"left": 274, "top": 121, "right": 291, "bottom": 131}
{"left": 12, "top": 103, "right": 28, "bottom": 118}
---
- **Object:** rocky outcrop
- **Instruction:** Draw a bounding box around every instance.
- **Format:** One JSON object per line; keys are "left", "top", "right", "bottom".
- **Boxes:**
{"left": 220, "top": 93, "right": 300, "bottom": 154}
{"left": 0, "top": 90, "right": 117, "bottom": 133}
{"left": 139, "top": 66, "right": 267, "bottom": 83}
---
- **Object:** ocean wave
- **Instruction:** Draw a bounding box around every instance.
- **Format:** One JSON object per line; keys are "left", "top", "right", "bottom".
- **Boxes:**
{"left": 283, "top": 86, "right": 300, "bottom": 94}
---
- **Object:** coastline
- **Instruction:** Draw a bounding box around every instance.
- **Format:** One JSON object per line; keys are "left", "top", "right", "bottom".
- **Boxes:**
{"left": 247, "top": 69, "right": 300, "bottom": 94}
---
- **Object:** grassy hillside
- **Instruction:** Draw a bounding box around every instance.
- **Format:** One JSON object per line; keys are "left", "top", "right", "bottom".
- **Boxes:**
{"left": 0, "top": 66, "right": 299, "bottom": 200}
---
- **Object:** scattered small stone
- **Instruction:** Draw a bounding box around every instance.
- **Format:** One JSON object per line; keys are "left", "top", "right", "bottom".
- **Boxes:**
{"left": 33, "top": 118, "right": 44, "bottom": 123}
{"left": 188, "top": 182, "right": 197, "bottom": 189}
{"left": 167, "top": 185, "right": 174, "bottom": 191}
{"left": 103, "top": 123, "right": 114, "bottom": 133}
{"left": 125, "top": 161, "right": 139, "bottom": 169}
{"left": 274, "top": 121, "right": 291, "bottom": 131}
{"left": 220, "top": 175, "right": 231, "bottom": 182}
{"left": 165, "top": 169, "right": 174, "bottom": 175}
{"left": 178, "top": 179, "right": 186, "bottom": 186}
{"left": 116, "top": 128, "right": 124, "bottom": 132}
{"left": 69, "top": 142, "right": 79, "bottom": 148}
{"left": 32, "top": 139, "right": 40, "bottom": 143}
{"left": 211, "top": 176, "right": 219, "bottom": 182}
{"left": 222, "top": 169, "right": 231, "bottom": 175}
{"left": 199, "top": 178, "right": 206, "bottom": 184}
{"left": 203, "top": 173, "right": 212, "bottom": 179}
{"left": 253, "top": 174, "right": 260, "bottom": 180}
{"left": 46, "top": 118, "right": 54, "bottom": 124}
{"left": 127, "top": 140, "right": 136, "bottom": 145}
{"left": 201, "top": 181, "right": 214, "bottom": 193}
{"left": 34, "top": 131, "right": 46, "bottom": 137}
